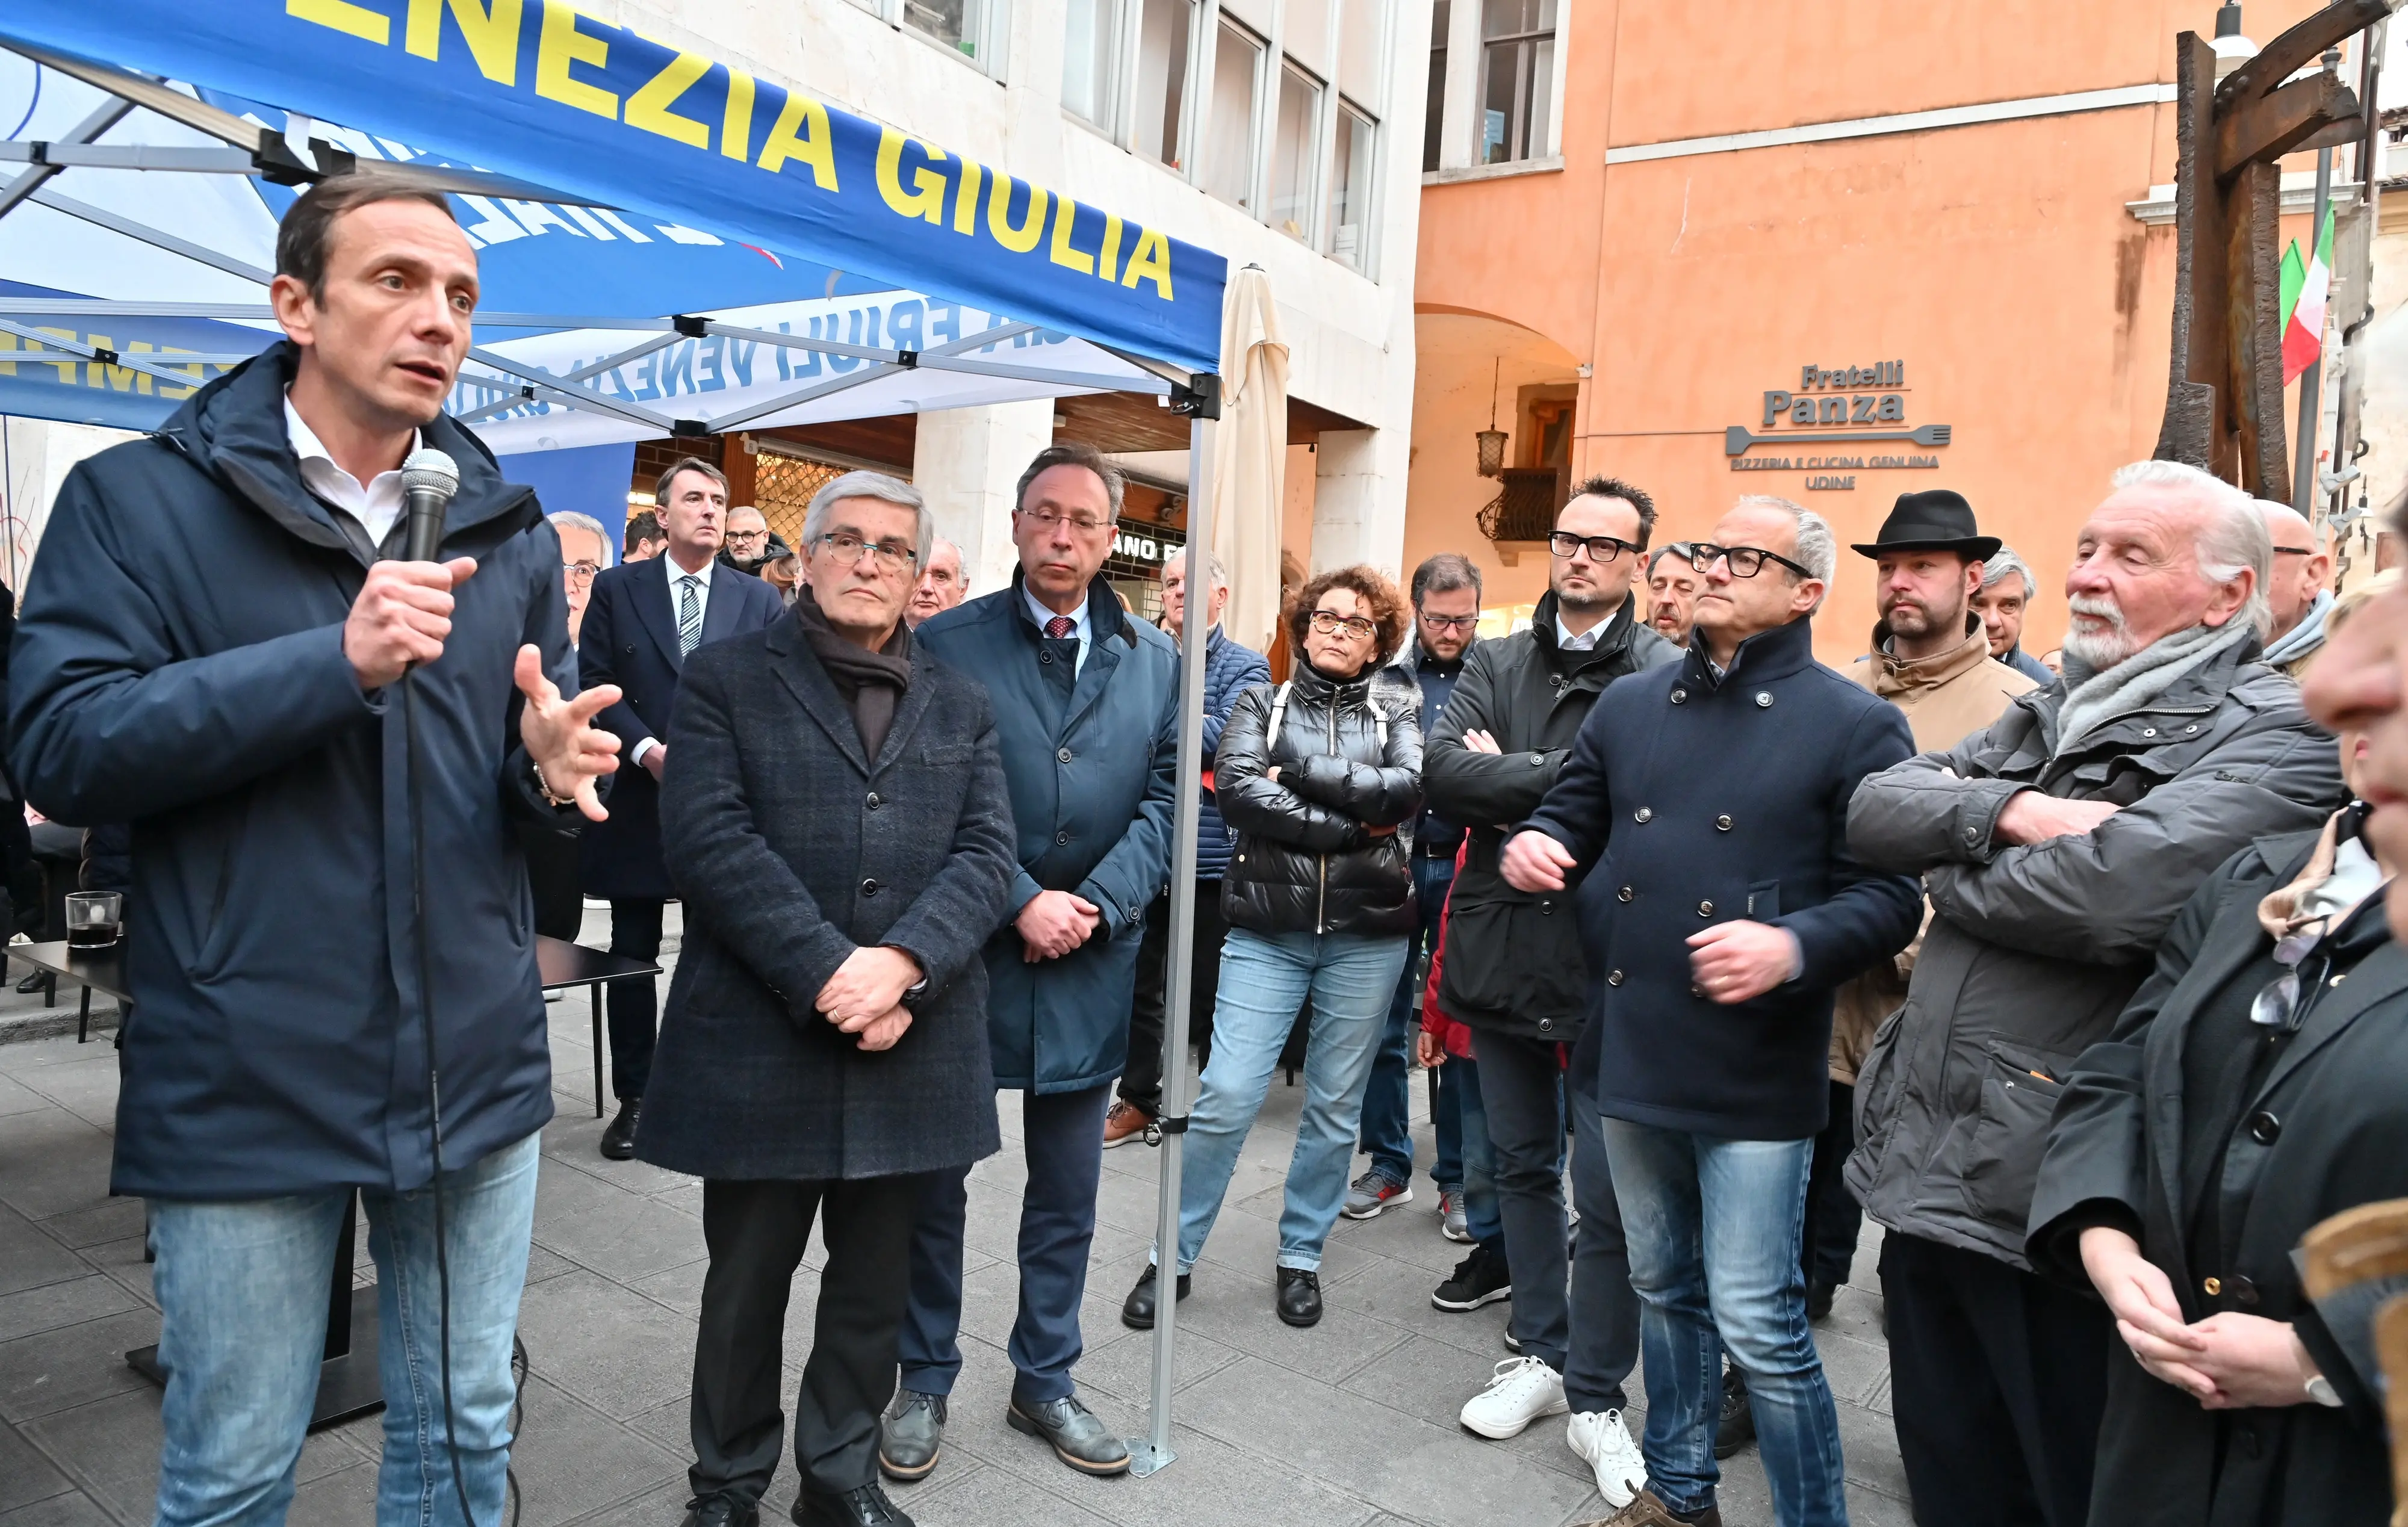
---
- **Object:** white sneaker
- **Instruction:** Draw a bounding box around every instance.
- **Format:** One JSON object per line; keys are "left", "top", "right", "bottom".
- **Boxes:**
{"left": 1566, "top": 1408, "right": 1646, "bottom": 1508}
{"left": 1458, "top": 1355, "right": 1568, "bottom": 1439}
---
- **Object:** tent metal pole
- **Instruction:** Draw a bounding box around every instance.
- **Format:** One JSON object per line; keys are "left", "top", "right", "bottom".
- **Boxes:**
{"left": 0, "top": 98, "right": 133, "bottom": 223}
{"left": 1130, "top": 382, "right": 1218, "bottom": 1479}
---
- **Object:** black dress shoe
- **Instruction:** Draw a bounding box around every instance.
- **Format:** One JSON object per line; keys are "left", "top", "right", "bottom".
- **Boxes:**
{"left": 1121, "top": 1263, "right": 1191, "bottom": 1329}
{"left": 681, "top": 1494, "right": 760, "bottom": 1527}
{"left": 790, "top": 1482, "right": 912, "bottom": 1527}
{"left": 1714, "top": 1364, "right": 1754, "bottom": 1459}
{"left": 1006, "top": 1393, "right": 1131, "bottom": 1475}
{"left": 1275, "top": 1267, "right": 1321, "bottom": 1328}
{"left": 599, "top": 1100, "right": 641, "bottom": 1160}
{"left": 877, "top": 1389, "right": 946, "bottom": 1481}
{"left": 1806, "top": 1278, "right": 1837, "bottom": 1321}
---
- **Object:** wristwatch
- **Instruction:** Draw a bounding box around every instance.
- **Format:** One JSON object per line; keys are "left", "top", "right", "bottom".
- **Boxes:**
{"left": 899, "top": 977, "right": 930, "bottom": 1012}
{"left": 2306, "top": 1372, "right": 2344, "bottom": 1408}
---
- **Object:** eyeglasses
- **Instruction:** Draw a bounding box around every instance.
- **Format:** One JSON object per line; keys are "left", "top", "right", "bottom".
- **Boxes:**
{"left": 1550, "top": 531, "right": 1640, "bottom": 565}
{"left": 1691, "top": 543, "right": 1814, "bottom": 580}
{"left": 1310, "top": 610, "right": 1377, "bottom": 639}
{"left": 2271, "top": 545, "right": 2316, "bottom": 557}
{"left": 1418, "top": 612, "right": 1479, "bottom": 633}
{"left": 564, "top": 561, "right": 601, "bottom": 586}
{"left": 724, "top": 529, "right": 766, "bottom": 546}
{"left": 1017, "top": 507, "right": 1116, "bottom": 535}
{"left": 813, "top": 530, "right": 919, "bottom": 573}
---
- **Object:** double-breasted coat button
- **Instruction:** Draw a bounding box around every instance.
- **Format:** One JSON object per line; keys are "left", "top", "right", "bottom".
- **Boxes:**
{"left": 2247, "top": 1110, "right": 2281, "bottom": 1144}
{"left": 1537, "top": 1018, "right": 1556, "bottom": 1033}
{"left": 1607, "top": 970, "right": 1624, "bottom": 985}
{"left": 2142, "top": 726, "right": 2157, "bottom": 737}
{"left": 1690, "top": 983, "right": 1707, "bottom": 999}
{"left": 1634, "top": 808, "right": 1652, "bottom": 823}
{"left": 1055, "top": 831, "right": 1071, "bottom": 846}
{"left": 2203, "top": 1275, "right": 2221, "bottom": 1296}
{"left": 1540, "top": 901, "right": 1554, "bottom": 915}
{"left": 1040, "top": 651, "right": 1055, "bottom": 664}
{"left": 1755, "top": 692, "right": 1773, "bottom": 707}
{"left": 2231, "top": 1275, "right": 2259, "bottom": 1306}
{"left": 1715, "top": 814, "right": 1733, "bottom": 831}
{"left": 1058, "top": 747, "right": 1073, "bottom": 763}
{"left": 861, "top": 878, "right": 880, "bottom": 897}
{"left": 1530, "top": 753, "right": 1545, "bottom": 766}
{"left": 1670, "top": 689, "right": 1688, "bottom": 704}
{"left": 1618, "top": 886, "right": 1635, "bottom": 902}
{"left": 1698, "top": 900, "right": 1714, "bottom": 916}
{"left": 866, "top": 791, "right": 883, "bottom": 810}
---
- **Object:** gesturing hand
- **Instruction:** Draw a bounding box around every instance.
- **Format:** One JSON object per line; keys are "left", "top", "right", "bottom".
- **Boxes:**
{"left": 347, "top": 557, "right": 477, "bottom": 688}
{"left": 1018, "top": 890, "right": 1101, "bottom": 962}
{"left": 1687, "top": 920, "right": 1799, "bottom": 1003}
{"left": 2081, "top": 1226, "right": 2212, "bottom": 1401}
{"left": 816, "top": 946, "right": 923, "bottom": 1030}
{"left": 1501, "top": 829, "right": 1575, "bottom": 892}
{"left": 514, "top": 645, "right": 621, "bottom": 822}
{"left": 1995, "top": 791, "right": 2121, "bottom": 846}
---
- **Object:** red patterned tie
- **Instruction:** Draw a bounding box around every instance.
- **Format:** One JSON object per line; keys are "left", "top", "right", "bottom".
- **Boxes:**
{"left": 1046, "top": 616, "right": 1075, "bottom": 639}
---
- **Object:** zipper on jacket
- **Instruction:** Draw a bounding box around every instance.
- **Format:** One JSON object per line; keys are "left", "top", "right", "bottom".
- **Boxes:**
{"left": 1317, "top": 698, "right": 1335, "bottom": 934}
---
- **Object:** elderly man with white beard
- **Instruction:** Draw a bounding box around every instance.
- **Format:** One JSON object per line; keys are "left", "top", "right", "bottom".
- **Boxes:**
{"left": 1840, "top": 460, "right": 2345, "bottom": 1527}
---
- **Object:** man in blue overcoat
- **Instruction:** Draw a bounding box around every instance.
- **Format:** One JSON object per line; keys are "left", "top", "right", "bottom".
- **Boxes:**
{"left": 883, "top": 444, "right": 1179, "bottom": 1481}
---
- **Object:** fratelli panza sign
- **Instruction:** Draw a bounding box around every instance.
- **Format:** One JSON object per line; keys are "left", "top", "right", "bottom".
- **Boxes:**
{"left": 1725, "top": 360, "right": 1950, "bottom": 491}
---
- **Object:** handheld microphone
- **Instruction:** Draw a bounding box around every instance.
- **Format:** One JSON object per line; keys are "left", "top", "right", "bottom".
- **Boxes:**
{"left": 400, "top": 447, "right": 461, "bottom": 563}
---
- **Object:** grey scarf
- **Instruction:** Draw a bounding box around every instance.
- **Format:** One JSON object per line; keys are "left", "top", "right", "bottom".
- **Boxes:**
{"left": 2052, "top": 618, "right": 2254, "bottom": 758}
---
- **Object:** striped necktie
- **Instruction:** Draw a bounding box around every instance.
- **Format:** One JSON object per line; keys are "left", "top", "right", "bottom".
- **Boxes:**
{"left": 677, "top": 575, "right": 703, "bottom": 655}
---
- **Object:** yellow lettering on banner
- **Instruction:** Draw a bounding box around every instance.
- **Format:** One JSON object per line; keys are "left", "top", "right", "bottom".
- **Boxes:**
{"left": 1120, "top": 227, "right": 1173, "bottom": 299}
{"left": 536, "top": 0, "right": 618, "bottom": 120}
{"left": 404, "top": 0, "right": 522, "bottom": 83}
{"left": 876, "top": 130, "right": 948, "bottom": 225}
{"left": 987, "top": 176, "right": 1048, "bottom": 255}
{"left": 756, "top": 90, "right": 838, "bottom": 190}
{"left": 951, "top": 160, "right": 983, "bottom": 235}
{"left": 626, "top": 46, "right": 712, "bottom": 148}
{"left": 721, "top": 71, "right": 756, "bottom": 161}
{"left": 1047, "top": 197, "right": 1094, "bottom": 276}
{"left": 289, "top": 0, "right": 393, "bottom": 45}
{"left": 1097, "top": 215, "right": 1123, "bottom": 283}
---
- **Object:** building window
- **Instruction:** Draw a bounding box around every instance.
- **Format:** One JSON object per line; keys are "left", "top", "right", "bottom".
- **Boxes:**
{"left": 848, "top": 0, "right": 1010, "bottom": 78}
{"left": 1424, "top": 0, "right": 1448, "bottom": 173}
{"left": 1338, "top": 0, "right": 1386, "bottom": 115}
{"left": 1268, "top": 63, "right": 1323, "bottom": 241}
{"left": 1328, "top": 101, "right": 1376, "bottom": 273}
{"left": 1202, "top": 17, "right": 1264, "bottom": 209}
{"left": 1479, "top": 0, "right": 1553, "bottom": 164}
{"left": 1135, "top": 0, "right": 1196, "bottom": 170}
{"left": 1063, "top": 0, "right": 1123, "bottom": 127}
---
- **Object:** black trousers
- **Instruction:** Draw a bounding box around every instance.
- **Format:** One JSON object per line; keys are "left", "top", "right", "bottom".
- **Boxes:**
{"left": 1116, "top": 881, "right": 1227, "bottom": 1117}
{"left": 518, "top": 825, "right": 584, "bottom": 943}
{"left": 606, "top": 897, "right": 665, "bottom": 1100}
{"left": 1800, "top": 1079, "right": 1860, "bottom": 1288}
{"left": 690, "top": 1174, "right": 925, "bottom": 1505}
{"left": 1881, "top": 1230, "right": 2109, "bottom": 1527}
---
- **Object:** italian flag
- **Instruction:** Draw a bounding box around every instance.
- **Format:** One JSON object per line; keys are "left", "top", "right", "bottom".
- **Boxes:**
{"left": 2280, "top": 203, "right": 2335, "bottom": 386}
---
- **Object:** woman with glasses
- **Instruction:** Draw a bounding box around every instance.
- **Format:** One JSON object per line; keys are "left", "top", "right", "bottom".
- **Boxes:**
{"left": 2028, "top": 582, "right": 2407, "bottom": 1526}
{"left": 1121, "top": 566, "right": 1422, "bottom": 1331}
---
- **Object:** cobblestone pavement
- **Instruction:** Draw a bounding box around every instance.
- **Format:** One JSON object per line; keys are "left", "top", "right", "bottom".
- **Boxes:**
{"left": 0, "top": 912, "right": 1911, "bottom": 1527}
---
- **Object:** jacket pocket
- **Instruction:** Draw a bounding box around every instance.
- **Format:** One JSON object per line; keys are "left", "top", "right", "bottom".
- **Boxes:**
{"left": 1958, "top": 1040, "right": 2070, "bottom": 1228}
{"left": 1745, "top": 879, "right": 1781, "bottom": 919}
{"left": 1851, "top": 1002, "right": 1911, "bottom": 1169}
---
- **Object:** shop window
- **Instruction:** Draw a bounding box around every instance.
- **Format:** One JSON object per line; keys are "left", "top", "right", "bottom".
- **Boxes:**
{"left": 1479, "top": 0, "right": 1553, "bottom": 164}
{"left": 1327, "top": 101, "right": 1376, "bottom": 273}
{"left": 1423, "top": 1, "right": 1448, "bottom": 173}
{"left": 1135, "top": 0, "right": 1197, "bottom": 169}
{"left": 1202, "top": 18, "right": 1265, "bottom": 209}
{"left": 1063, "top": 0, "right": 1123, "bottom": 128}
{"left": 1268, "top": 63, "right": 1323, "bottom": 241}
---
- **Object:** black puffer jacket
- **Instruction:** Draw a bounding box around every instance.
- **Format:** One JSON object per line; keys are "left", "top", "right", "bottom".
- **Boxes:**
{"left": 1216, "top": 661, "right": 1421, "bottom": 937}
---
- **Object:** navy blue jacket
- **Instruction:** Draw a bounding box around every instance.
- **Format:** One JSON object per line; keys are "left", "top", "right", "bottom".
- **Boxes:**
{"left": 916, "top": 571, "right": 1179, "bottom": 1092}
{"left": 1524, "top": 616, "right": 1920, "bottom": 1139}
{"left": 1386, "top": 631, "right": 1471, "bottom": 856}
{"left": 577, "top": 555, "right": 785, "bottom": 899}
{"left": 1193, "top": 623, "right": 1270, "bottom": 882}
{"left": 10, "top": 344, "right": 579, "bottom": 1198}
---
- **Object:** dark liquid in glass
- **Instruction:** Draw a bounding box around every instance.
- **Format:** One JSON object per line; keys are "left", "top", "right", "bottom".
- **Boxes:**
{"left": 67, "top": 925, "right": 119, "bottom": 949}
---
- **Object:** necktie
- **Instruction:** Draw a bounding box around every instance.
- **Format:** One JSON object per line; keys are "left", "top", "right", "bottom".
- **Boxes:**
{"left": 1045, "top": 615, "right": 1075, "bottom": 639}
{"left": 678, "top": 575, "right": 702, "bottom": 655}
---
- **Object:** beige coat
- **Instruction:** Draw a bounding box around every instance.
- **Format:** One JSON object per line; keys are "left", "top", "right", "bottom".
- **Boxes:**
{"left": 1829, "top": 622, "right": 2038, "bottom": 1083}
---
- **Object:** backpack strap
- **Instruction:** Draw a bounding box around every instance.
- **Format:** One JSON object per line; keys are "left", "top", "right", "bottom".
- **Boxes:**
{"left": 1266, "top": 681, "right": 1293, "bottom": 755}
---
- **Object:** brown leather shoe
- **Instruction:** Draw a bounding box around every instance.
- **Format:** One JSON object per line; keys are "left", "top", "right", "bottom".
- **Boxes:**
{"left": 1101, "top": 1098, "right": 1154, "bottom": 1148}
{"left": 1574, "top": 1488, "right": 1722, "bottom": 1527}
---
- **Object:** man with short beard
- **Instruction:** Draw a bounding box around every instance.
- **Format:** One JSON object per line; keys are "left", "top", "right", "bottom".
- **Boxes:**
{"left": 1846, "top": 460, "right": 2345, "bottom": 1527}
{"left": 1645, "top": 545, "right": 1699, "bottom": 648}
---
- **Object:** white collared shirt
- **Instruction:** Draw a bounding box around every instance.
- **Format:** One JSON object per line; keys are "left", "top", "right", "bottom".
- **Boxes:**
{"left": 633, "top": 554, "right": 718, "bottom": 767}
{"left": 1024, "top": 584, "right": 1092, "bottom": 675}
{"left": 1556, "top": 613, "right": 1603, "bottom": 652}
{"left": 285, "top": 394, "right": 415, "bottom": 548}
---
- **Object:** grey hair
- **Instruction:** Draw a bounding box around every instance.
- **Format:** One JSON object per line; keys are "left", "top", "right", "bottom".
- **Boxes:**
{"left": 803, "top": 469, "right": 934, "bottom": 569}
{"left": 1646, "top": 543, "right": 1692, "bottom": 577}
{"left": 1164, "top": 547, "right": 1229, "bottom": 589}
{"left": 1732, "top": 495, "right": 1836, "bottom": 606}
{"left": 1979, "top": 544, "right": 2036, "bottom": 601}
{"left": 545, "top": 510, "right": 608, "bottom": 548}
{"left": 2108, "top": 460, "right": 2272, "bottom": 640}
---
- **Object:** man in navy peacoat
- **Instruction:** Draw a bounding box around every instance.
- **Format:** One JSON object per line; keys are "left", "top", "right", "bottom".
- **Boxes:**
{"left": 576, "top": 456, "right": 785, "bottom": 1159}
{"left": 886, "top": 445, "right": 1179, "bottom": 1482}
{"left": 1506, "top": 496, "right": 1918, "bottom": 1527}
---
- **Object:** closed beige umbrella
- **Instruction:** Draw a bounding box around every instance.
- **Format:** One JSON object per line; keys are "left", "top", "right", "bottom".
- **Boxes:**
{"left": 1210, "top": 265, "right": 1288, "bottom": 654}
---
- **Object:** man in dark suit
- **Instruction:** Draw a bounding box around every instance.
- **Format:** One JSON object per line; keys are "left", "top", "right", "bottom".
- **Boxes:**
{"left": 579, "top": 456, "right": 786, "bottom": 1158}
{"left": 636, "top": 470, "right": 1017, "bottom": 1527}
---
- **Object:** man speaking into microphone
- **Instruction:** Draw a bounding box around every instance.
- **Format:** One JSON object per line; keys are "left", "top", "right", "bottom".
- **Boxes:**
{"left": 10, "top": 176, "right": 620, "bottom": 1527}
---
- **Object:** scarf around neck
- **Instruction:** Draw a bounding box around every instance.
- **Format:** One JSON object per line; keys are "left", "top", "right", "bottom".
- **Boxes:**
{"left": 2261, "top": 587, "right": 2335, "bottom": 667}
{"left": 792, "top": 586, "right": 913, "bottom": 760}
{"left": 2052, "top": 617, "right": 2253, "bottom": 758}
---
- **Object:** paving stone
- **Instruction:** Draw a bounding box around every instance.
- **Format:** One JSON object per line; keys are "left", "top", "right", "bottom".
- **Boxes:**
{"left": 1165, "top": 1266, "right": 1409, "bottom": 1388}
{"left": 20, "top": 1389, "right": 351, "bottom": 1523}
{"left": 532, "top": 1186, "right": 708, "bottom": 1287}
{"left": 0, "top": 1213, "right": 87, "bottom": 1302}
{"left": 1336, "top": 1334, "right": 1593, "bottom": 1489}
{"left": 0, "top": 1420, "right": 70, "bottom": 1514}
{"left": 0, "top": 1079, "right": 50, "bottom": 1121}
{"left": 1071, "top": 1322, "right": 1241, "bottom": 1410}
{"left": 0, "top": 1312, "right": 159, "bottom": 1424}
{"left": 4, "top": 1064, "right": 119, "bottom": 1136}
{"left": 495, "top": 1375, "right": 686, "bottom": 1527}
{"left": 31, "top": 1204, "right": 141, "bottom": 1256}
{"left": 0, "top": 1283, "right": 138, "bottom": 1348}
{"left": 0, "top": 1491, "right": 111, "bottom": 1527}
{"left": 0, "top": 1110, "right": 114, "bottom": 1225}
{"left": 514, "top": 1271, "right": 697, "bottom": 1423}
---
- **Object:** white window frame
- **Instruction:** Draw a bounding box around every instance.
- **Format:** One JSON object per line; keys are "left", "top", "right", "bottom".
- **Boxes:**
{"left": 849, "top": 0, "right": 1013, "bottom": 81}
{"left": 1062, "top": 0, "right": 1131, "bottom": 134}
{"left": 1431, "top": 0, "right": 1566, "bottom": 176}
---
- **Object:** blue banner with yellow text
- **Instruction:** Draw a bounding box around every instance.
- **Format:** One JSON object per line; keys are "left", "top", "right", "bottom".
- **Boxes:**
{"left": 0, "top": 1, "right": 1226, "bottom": 374}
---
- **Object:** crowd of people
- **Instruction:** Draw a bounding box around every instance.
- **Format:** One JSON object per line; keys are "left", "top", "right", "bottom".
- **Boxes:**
{"left": 14, "top": 172, "right": 2408, "bottom": 1527}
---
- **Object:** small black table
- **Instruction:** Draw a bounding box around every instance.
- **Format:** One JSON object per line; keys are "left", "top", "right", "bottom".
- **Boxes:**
{"left": 50, "top": 935, "right": 664, "bottom": 1430}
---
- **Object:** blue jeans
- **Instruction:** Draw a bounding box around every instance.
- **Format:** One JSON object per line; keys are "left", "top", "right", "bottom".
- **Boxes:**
{"left": 1358, "top": 855, "right": 1453, "bottom": 1186}
{"left": 148, "top": 1132, "right": 542, "bottom": 1527}
{"left": 1450, "top": 1054, "right": 1503, "bottom": 1250}
{"left": 1604, "top": 1120, "right": 1847, "bottom": 1526}
{"left": 1173, "top": 928, "right": 1409, "bottom": 1272}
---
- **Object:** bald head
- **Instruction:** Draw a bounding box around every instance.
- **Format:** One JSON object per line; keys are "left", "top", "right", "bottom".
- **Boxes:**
{"left": 2258, "top": 500, "right": 2332, "bottom": 644}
